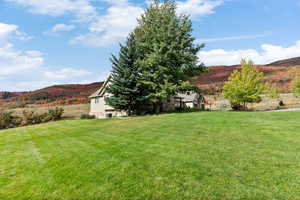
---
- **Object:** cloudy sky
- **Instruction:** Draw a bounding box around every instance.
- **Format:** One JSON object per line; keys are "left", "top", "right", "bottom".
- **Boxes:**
{"left": 0, "top": 0, "right": 300, "bottom": 91}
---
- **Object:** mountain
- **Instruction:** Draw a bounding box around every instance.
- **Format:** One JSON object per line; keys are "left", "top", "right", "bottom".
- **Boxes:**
{"left": 267, "top": 57, "right": 300, "bottom": 67}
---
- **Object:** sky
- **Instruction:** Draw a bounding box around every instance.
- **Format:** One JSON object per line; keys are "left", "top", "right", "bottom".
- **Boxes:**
{"left": 0, "top": 0, "right": 300, "bottom": 91}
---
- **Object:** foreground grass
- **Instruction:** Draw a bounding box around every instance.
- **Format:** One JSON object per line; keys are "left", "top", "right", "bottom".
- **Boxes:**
{"left": 1, "top": 111, "right": 300, "bottom": 200}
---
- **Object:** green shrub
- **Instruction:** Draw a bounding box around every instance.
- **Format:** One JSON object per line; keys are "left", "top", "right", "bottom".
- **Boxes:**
{"left": 175, "top": 107, "right": 201, "bottom": 113}
{"left": 0, "top": 111, "right": 20, "bottom": 129}
{"left": 80, "top": 114, "right": 96, "bottom": 119}
{"left": 48, "top": 107, "right": 64, "bottom": 120}
{"left": 22, "top": 111, "right": 45, "bottom": 125}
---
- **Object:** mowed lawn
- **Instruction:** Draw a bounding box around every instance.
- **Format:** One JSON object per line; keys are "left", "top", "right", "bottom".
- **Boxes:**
{"left": 1, "top": 112, "right": 300, "bottom": 200}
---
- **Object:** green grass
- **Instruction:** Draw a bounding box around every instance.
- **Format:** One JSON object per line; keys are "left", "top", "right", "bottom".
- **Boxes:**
{"left": 1, "top": 111, "right": 300, "bottom": 200}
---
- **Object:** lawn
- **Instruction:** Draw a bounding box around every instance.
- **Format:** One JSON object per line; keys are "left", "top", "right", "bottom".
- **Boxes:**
{"left": 1, "top": 111, "right": 300, "bottom": 200}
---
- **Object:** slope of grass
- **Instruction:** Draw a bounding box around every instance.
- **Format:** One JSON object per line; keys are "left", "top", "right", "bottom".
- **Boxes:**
{"left": 1, "top": 111, "right": 300, "bottom": 200}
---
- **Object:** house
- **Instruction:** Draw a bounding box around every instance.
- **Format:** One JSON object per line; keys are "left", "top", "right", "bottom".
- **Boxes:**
{"left": 89, "top": 77, "right": 205, "bottom": 118}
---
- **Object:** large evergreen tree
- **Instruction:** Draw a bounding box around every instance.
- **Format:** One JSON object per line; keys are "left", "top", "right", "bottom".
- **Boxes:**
{"left": 105, "top": 34, "right": 146, "bottom": 115}
{"left": 134, "top": 0, "right": 206, "bottom": 112}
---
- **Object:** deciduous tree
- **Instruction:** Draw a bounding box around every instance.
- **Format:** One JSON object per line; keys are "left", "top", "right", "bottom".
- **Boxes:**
{"left": 223, "top": 60, "right": 265, "bottom": 110}
{"left": 291, "top": 74, "right": 300, "bottom": 97}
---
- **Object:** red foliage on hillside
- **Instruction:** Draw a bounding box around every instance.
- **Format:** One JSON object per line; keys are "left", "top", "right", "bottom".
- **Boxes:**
{"left": 0, "top": 82, "right": 104, "bottom": 107}
{"left": 193, "top": 64, "right": 300, "bottom": 94}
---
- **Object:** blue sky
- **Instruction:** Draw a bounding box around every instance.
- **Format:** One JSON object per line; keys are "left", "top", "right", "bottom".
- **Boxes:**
{"left": 0, "top": 0, "right": 300, "bottom": 91}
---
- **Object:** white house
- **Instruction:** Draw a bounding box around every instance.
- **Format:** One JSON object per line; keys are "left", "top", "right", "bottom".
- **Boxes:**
{"left": 89, "top": 77, "right": 205, "bottom": 118}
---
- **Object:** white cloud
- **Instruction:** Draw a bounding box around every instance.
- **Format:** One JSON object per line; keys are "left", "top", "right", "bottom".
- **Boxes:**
{"left": 44, "top": 68, "right": 91, "bottom": 80}
{"left": 5, "top": 0, "right": 223, "bottom": 47}
{"left": 44, "top": 24, "right": 75, "bottom": 36}
{"left": 0, "top": 23, "right": 18, "bottom": 38}
{"left": 198, "top": 33, "right": 271, "bottom": 43}
{"left": 51, "top": 24, "right": 75, "bottom": 32}
{"left": 0, "top": 22, "right": 32, "bottom": 42}
{"left": 0, "top": 22, "right": 93, "bottom": 91}
{"left": 0, "top": 43, "right": 44, "bottom": 76}
{"left": 177, "top": 0, "right": 223, "bottom": 18}
{"left": 0, "top": 23, "right": 42, "bottom": 76}
{"left": 5, "top": 0, "right": 97, "bottom": 22}
{"left": 72, "top": 0, "right": 223, "bottom": 47}
{"left": 71, "top": 2, "right": 143, "bottom": 47}
{"left": 25, "top": 50, "right": 43, "bottom": 57}
{"left": 198, "top": 40, "right": 300, "bottom": 66}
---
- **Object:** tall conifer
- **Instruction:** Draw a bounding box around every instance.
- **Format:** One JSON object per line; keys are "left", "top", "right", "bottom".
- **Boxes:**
{"left": 105, "top": 34, "right": 146, "bottom": 115}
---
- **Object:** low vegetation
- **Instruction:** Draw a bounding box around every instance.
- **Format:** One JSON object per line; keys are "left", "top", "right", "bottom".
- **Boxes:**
{"left": 80, "top": 113, "right": 96, "bottom": 119}
{"left": 1, "top": 111, "right": 300, "bottom": 199}
{"left": 0, "top": 107, "right": 64, "bottom": 130}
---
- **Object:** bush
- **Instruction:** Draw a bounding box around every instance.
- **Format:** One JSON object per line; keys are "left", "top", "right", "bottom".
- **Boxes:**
{"left": 231, "top": 103, "right": 244, "bottom": 111}
{"left": 0, "top": 111, "right": 20, "bottom": 129}
{"left": 175, "top": 107, "right": 201, "bottom": 113}
{"left": 80, "top": 114, "right": 96, "bottom": 119}
{"left": 48, "top": 107, "right": 64, "bottom": 120}
{"left": 22, "top": 107, "right": 64, "bottom": 126}
{"left": 22, "top": 111, "right": 45, "bottom": 125}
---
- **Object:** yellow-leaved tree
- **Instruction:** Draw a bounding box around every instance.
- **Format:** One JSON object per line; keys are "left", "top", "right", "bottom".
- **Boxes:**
{"left": 223, "top": 60, "right": 265, "bottom": 110}
{"left": 290, "top": 74, "right": 300, "bottom": 97}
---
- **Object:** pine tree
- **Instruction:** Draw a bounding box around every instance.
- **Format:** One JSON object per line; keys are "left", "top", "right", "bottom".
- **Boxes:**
{"left": 223, "top": 60, "right": 265, "bottom": 110}
{"left": 105, "top": 34, "right": 146, "bottom": 115}
{"left": 134, "top": 0, "right": 206, "bottom": 113}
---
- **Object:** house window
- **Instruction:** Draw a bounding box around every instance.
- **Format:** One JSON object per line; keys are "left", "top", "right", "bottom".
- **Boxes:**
{"left": 187, "top": 92, "right": 191, "bottom": 95}
{"left": 95, "top": 98, "right": 99, "bottom": 103}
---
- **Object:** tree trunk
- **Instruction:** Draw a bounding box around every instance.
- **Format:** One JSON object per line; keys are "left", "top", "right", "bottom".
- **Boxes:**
{"left": 153, "top": 102, "right": 162, "bottom": 114}
{"left": 243, "top": 101, "right": 247, "bottom": 111}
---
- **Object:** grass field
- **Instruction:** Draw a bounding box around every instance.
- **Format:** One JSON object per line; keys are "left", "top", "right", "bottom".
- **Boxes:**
{"left": 1, "top": 111, "right": 300, "bottom": 200}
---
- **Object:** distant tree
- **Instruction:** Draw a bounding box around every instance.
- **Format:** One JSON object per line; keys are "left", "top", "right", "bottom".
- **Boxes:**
{"left": 134, "top": 0, "right": 206, "bottom": 113}
{"left": 0, "top": 92, "right": 15, "bottom": 99}
{"left": 105, "top": 34, "right": 147, "bottom": 115}
{"left": 223, "top": 60, "right": 265, "bottom": 110}
{"left": 290, "top": 74, "right": 300, "bottom": 97}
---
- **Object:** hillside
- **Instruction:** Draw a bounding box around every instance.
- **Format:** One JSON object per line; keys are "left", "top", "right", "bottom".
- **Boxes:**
{"left": 0, "top": 82, "right": 103, "bottom": 107}
{"left": 267, "top": 56, "right": 300, "bottom": 67}
{"left": 1, "top": 111, "right": 300, "bottom": 199}
{"left": 193, "top": 57, "right": 300, "bottom": 94}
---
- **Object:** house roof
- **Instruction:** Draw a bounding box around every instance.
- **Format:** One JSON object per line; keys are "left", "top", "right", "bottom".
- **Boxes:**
{"left": 89, "top": 75, "right": 111, "bottom": 98}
